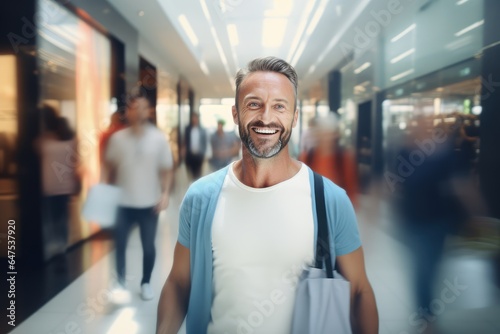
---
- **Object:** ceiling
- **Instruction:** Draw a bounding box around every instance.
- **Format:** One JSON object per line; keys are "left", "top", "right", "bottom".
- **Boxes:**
{"left": 107, "top": 0, "right": 405, "bottom": 100}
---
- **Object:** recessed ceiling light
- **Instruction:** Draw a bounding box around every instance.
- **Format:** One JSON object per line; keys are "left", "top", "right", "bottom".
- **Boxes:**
{"left": 138, "top": 10, "right": 145, "bottom": 17}
{"left": 227, "top": 24, "right": 239, "bottom": 46}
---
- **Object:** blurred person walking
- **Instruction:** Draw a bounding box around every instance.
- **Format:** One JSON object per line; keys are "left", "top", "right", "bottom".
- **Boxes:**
{"left": 390, "top": 117, "right": 463, "bottom": 331}
{"left": 183, "top": 112, "right": 207, "bottom": 180}
{"left": 157, "top": 57, "right": 378, "bottom": 334}
{"left": 209, "top": 119, "right": 240, "bottom": 171}
{"left": 299, "top": 113, "right": 359, "bottom": 207}
{"left": 38, "top": 104, "right": 80, "bottom": 260}
{"left": 104, "top": 90, "right": 174, "bottom": 300}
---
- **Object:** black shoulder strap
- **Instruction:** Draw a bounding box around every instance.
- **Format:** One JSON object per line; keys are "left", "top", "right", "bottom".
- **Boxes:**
{"left": 313, "top": 172, "right": 334, "bottom": 278}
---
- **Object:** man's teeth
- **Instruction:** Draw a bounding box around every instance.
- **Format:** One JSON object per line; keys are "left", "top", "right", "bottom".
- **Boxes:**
{"left": 254, "top": 128, "right": 277, "bottom": 134}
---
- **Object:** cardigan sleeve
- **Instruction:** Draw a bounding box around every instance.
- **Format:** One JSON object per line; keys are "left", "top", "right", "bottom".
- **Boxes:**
{"left": 178, "top": 195, "right": 192, "bottom": 248}
{"left": 324, "top": 180, "right": 362, "bottom": 256}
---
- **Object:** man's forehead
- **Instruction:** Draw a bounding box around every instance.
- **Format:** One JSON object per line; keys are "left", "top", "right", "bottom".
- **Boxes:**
{"left": 239, "top": 71, "right": 295, "bottom": 94}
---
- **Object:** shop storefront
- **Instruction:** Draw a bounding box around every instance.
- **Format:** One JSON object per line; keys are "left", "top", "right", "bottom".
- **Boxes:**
{"left": 0, "top": 0, "right": 184, "bottom": 264}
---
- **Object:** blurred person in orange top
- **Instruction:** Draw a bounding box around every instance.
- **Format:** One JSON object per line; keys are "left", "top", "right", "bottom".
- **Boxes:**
{"left": 299, "top": 113, "right": 359, "bottom": 207}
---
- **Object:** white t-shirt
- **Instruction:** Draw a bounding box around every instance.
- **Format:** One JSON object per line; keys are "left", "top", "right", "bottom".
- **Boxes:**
{"left": 208, "top": 163, "right": 314, "bottom": 334}
{"left": 105, "top": 125, "right": 173, "bottom": 207}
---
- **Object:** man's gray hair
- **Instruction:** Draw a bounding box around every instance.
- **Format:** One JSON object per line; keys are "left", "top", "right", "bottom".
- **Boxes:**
{"left": 234, "top": 56, "right": 298, "bottom": 109}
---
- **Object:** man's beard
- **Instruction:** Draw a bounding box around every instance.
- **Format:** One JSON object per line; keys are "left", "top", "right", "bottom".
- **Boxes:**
{"left": 239, "top": 120, "right": 292, "bottom": 159}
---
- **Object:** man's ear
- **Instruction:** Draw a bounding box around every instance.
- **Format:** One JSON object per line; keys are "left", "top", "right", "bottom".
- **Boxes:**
{"left": 292, "top": 108, "right": 299, "bottom": 128}
{"left": 232, "top": 105, "right": 239, "bottom": 125}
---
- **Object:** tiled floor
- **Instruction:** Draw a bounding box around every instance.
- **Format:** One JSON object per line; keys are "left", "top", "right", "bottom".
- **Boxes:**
{"left": 7, "top": 166, "right": 500, "bottom": 334}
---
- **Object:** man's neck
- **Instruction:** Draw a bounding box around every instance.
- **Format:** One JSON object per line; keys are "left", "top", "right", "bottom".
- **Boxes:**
{"left": 233, "top": 150, "right": 301, "bottom": 188}
{"left": 130, "top": 122, "right": 146, "bottom": 136}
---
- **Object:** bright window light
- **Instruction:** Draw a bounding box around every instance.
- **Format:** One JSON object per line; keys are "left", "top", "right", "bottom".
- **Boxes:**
{"left": 264, "top": 0, "right": 294, "bottom": 17}
{"left": 262, "top": 18, "right": 288, "bottom": 48}
{"left": 221, "top": 98, "right": 234, "bottom": 105}
{"left": 178, "top": 14, "right": 198, "bottom": 46}
{"left": 390, "top": 48, "right": 415, "bottom": 64}
{"left": 390, "top": 23, "right": 416, "bottom": 43}
{"left": 455, "top": 20, "right": 484, "bottom": 37}
{"left": 227, "top": 24, "right": 239, "bottom": 46}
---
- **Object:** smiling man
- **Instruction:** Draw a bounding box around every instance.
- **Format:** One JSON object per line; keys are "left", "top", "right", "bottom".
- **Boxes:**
{"left": 156, "top": 56, "right": 378, "bottom": 334}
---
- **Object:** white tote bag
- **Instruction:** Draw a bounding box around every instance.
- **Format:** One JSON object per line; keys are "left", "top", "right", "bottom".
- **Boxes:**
{"left": 82, "top": 184, "right": 122, "bottom": 228}
{"left": 291, "top": 173, "right": 352, "bottom": 334}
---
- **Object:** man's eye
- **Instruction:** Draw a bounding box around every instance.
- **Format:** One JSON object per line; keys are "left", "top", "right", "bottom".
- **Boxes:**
{"left": 275, "top": 104, "right": 285, "bottom": 110}
{"left": 248, "top": 102, "right": 259, "bottom": 108}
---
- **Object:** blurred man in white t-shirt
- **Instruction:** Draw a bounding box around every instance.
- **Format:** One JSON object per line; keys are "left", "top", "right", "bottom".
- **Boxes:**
{"left": 105, "top": 90, "right": 174, "bottom": 301}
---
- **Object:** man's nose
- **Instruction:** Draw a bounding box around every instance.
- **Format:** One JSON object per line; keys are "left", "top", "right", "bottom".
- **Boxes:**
{"left": 260, "top": 104, "right": 272, "bottom": 122}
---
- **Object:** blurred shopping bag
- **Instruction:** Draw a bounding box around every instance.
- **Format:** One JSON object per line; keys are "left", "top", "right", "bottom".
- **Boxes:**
{"left": 82, "top": 183, "right": 122, "bottom": 228}
{"left": 291, "top": 173, "right": 352, "bottom": 334}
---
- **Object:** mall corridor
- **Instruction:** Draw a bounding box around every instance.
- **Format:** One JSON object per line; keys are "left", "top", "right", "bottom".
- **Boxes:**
{"left": 4, "top": 165, "right": 499, "bottom": 334}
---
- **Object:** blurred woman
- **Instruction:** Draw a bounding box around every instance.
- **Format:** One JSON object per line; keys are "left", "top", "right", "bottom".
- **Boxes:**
{"left": 37, "top": 104, "right": 80, "bottom": 260}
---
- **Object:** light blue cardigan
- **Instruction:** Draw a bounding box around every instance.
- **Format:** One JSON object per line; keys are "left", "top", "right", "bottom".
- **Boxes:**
{"left": 177, "top": 165, "right": 361, "bottom": 334}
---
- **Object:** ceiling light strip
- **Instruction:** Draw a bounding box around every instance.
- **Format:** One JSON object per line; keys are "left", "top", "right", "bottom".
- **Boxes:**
{"left": 178, "top": 14, "right": 199, "bottom": 46}
{"left": 200, "top": 0, "right": 233, "bottom": 84}
{"left": 390, "top": 48, "right": 415, "bottom": 64}
{"left": 286, "top": 0, "right": 317, "bottom": 63}
{"left": 306, "top": 0, "right": 329, "bottom": 36}
{"left": 226, "top": 24, "right": 240, "bottom": 73}
{"left": 454, "top": 20, "right": 484, "bottom": 37}
{"left": 307, "top": 0, "right": 371, "bottom": 75}
{"left": 390, "top": 23, "right": 416, "bottom": 43}
{"left": 354, "top": 62, "right": 371, "bottom": 74}
{"left": 291, "top": 0, "right": 329, "bottom": 67}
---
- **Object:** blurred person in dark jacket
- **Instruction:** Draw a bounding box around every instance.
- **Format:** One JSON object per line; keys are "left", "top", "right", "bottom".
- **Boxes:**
{"left": 390, "top": 117, "right": 464, "bottom": 332}
{"left": 182, "top": 112, "right": 207, "bottom": 180}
